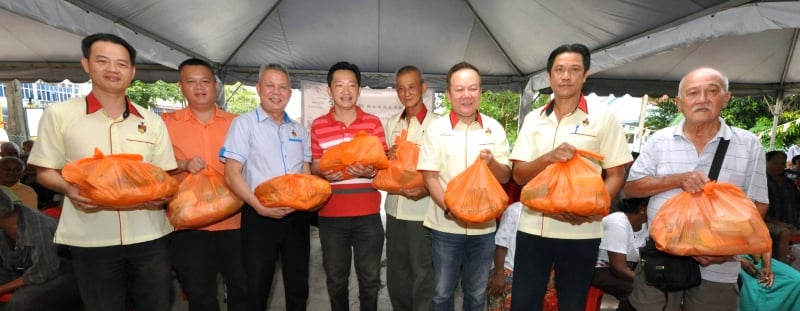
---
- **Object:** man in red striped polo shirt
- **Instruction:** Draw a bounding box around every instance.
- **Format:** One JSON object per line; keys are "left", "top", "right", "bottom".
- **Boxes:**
{"left": 310, "top": 61, "right": 388, "bottom": 311}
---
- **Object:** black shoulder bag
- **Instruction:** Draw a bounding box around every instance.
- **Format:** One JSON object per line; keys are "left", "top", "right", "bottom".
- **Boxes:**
{"left": 639, "top": 138, "right": 729, "bottom": 292}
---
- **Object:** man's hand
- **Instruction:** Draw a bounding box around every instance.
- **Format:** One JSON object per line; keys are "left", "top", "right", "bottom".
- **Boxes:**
{"left": 486, "top": 270, "right": 507, "bottom": 297}
{"left": 64, "top": 184, "right": 99, "bottom": 210}
{"left": 183, "top": 157, "right": 207, "bottom": 174}
{"left": 679, "top": 171, "right": 711, "bottom": 194}
{"left": 399, "top": 186, "right": 428, "bottom": 201}
{"left": 548, "top": 212, "right": 601, "bottom": 225}
{"left": 479, "top": 149, "right": 495, "bottom": 165}
{"left": 545, "top": 142, "right": 577, "bottom": 163}
{"left": 346, "top": 162, "right": 376, "bottom": 179}
{"left": 386, "top": 145, "right": 399, "bottom": 160}
{"left": 255, "top": 206, "right": 295, "bottom": 219}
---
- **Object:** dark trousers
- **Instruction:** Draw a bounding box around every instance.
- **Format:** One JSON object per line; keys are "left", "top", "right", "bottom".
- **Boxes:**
{"left": 70, "top": 235, "right": 172, "bottom": 311}
{"left": 318, "top": 214, "right": 384, "bottom": 311}
{"left": 510, "top": 232, "right": 600, "bottom": 311}
{"left": 385, "top": 215, "right": 434, "bottom": 311}
{"left": 241, "top": 205, "right": 311, "bottom": 311}
{"left": 5, "top": 273, "right": 83, "bottom": 311}
{"left": 591, "top": 267, "right": 635, "bottom": 311}
{"left": 171, "top": 229, "right": 247, "bottom": 311}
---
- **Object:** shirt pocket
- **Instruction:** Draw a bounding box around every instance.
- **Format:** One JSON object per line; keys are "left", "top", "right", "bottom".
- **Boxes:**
{"left": 124, "top": 134, "right": 157, "bottom": 162}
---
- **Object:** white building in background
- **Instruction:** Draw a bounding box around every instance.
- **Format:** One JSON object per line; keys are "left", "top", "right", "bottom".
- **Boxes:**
{"left": 0, "top": 81, "right": 86, "bottom": 141}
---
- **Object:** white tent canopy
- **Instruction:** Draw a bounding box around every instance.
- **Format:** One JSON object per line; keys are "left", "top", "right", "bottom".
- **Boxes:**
{"left": 3, "top": 0, "right": 799, "bottom": 97}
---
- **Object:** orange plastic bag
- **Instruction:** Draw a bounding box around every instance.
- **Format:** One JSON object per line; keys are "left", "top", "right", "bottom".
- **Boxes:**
{"left": 62, "top": 148, "right": 178, "bottom": 208}
{"left": 650, "top": 181, "right": 772, "bottom": 256}
{"left": 168, "top": 170, "right": 243, "bottom": 230}
{"left": 520, "top": 149, "right": 610, "bottom": 217}
{"left": 255, "top": 174, "right": 332, "bottom": 211}
{"left": 319, "top": 131, "right": 389, "bottom": 180}
{"left": 444, "top": 157, "right": 509, "bottom": 223}
{"left": 372, "top": 130, "right": 423, "bottom": 192}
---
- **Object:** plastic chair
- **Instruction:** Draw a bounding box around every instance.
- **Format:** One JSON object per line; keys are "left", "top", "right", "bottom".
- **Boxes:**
{"left": 42, "top": 206, "right": 62, "bottom": 219}
{"left": 585, "top": 286, "right": 605, "bottom": 311}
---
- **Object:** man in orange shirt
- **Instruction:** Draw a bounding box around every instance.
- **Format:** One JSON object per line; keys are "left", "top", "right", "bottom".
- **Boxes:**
{"left": 162, "top": 58, "right": 246, "bottom": 311}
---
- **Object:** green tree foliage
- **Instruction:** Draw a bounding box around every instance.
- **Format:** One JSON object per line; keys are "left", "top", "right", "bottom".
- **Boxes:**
{"left": 224, "top": 82, "right": 259, "bottom": 115}
{"left": 437, "top": 90, "right": 521, "bottom": 147}
{"left": 720, "top": 96, "right": 771, "bottom": 130}
{"left": 644, "top": 96, "right": 679, "bottom": 130}
{"left": 125, "top": 80, "right": 183, "bottom": 108}
{"left": 643, "top": 94, "right": 800, "bottom": 151}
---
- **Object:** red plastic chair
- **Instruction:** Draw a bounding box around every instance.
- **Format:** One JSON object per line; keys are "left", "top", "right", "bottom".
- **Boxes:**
{"left": 42, "top": 206, "right": 62, "bottom": 219}
{"left": 585, "top": 286, "right": 605, "bottom": 311}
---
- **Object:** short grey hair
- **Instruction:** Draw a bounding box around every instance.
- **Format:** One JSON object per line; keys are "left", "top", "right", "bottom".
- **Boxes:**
{"left": 678, "top": 67, "right": 729, "bottom": 95}
{"left": 258, "top": 63, "right": 292, "bottom": 85}
{"left": 394, "top": 65, "right": 424, "bottom": 82}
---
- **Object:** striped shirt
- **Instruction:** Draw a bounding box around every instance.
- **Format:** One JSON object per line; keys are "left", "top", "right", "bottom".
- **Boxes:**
{"left": 627, "top": 118, "right": 768, "bottom": 283}
{"left": 311, "top": 107, "right": 387, "bottom": 217}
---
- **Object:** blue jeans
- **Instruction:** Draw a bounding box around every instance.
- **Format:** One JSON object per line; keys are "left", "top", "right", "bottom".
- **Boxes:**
{"left": 318, "top": 214, "right": 384, "bottom": 311}
{"left": 510, "top": 232, "right": 600, "bottom": 311}
{"left": 430, "top": 230, "right": 495, "bottom": 311}
{"left": 70, "top": 236, "right": 172, "bottom": 311}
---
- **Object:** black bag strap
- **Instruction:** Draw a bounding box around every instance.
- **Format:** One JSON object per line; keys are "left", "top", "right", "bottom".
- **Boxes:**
{"left": 708, "top": 138, "right": 729, "bottom": 181}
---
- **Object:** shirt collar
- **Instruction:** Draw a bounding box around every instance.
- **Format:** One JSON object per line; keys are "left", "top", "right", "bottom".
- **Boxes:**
{"left": 399, "top": 105, "right": 428, "bottom": 123}
{"left": 85, "top": 92, "right": 143, "bottom": 118}
{"left": 449, "top": 110, "right": 483, "bottom": 129}
{"left": 325, "top": 106, "right": 366, "bottom": 123}
{"left": 255, "top": 105, "right": 292, "bottom": 124}
{"left": 541, "top": 94, "right": 589, "bottom": 116}
{"left": 177, "top": 106, "right": 226, "bottom": 121}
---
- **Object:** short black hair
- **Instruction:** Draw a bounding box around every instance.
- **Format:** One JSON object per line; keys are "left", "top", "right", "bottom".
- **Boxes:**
{"left": 446, "top": 62, "right": 480, "bottom": 91}
{"left": 792, "top": 154, "right": 800, "bottom": 166}
{"left": 0, "top": 156, "right": 24, "bottom": 171}
{"left": 327, "top": 61, "right": 361, "bottom": 87}
{"left": 766, "top": 150, "right": 786, "bottom": 161}
{"left": 546, "top": 43, "right": 590, "bottom": 73}
{"left": 81, "top": 33, "right": 137, "bottom": 65}
{"left": 619, "top": 197, "right": 649, "bottom": 214}
{"left": 178, "top": 58, "right": 214, "bottom": 73}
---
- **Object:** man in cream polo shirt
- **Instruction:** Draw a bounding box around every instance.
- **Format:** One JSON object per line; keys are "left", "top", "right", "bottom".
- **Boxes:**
{"left": 384, "top": 65, "right": 438, "bottom": 311}
{"left": 417, "top": 62, "right": 511, "bottom": 311}
{"left": 27, "top": 33, "right": 176, "bottom": 311}
{"left": 509, "top": 43, "right": 632, "bottom": 311}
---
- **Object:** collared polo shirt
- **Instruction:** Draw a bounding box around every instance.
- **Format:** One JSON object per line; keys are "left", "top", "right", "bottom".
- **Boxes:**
{"left": 417, "top": 111, "right": 511, "bottom": 235}
{"left": 627, "top": 118, "right": 768, "bottom": 283}
{"left": 27, "top": 93, "right": 177, "bottom": 247}
{"left": 383, "top": 105, "right": 437, "bottom": 221}
{"left": 221, "top": 106, "right": 311, "bottom": 191}
{"left": 163, "top": 107, "right": 242, "bottom": 231}
{"left": 510, "top": 95, "right": 632, "bottom": 239}
{"left": 311, "top": 106, "right": 387, "bottom": 217}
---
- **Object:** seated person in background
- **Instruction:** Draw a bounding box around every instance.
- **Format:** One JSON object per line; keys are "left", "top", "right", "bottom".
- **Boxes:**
{"left": 20, "top": 141, "right": 32, "bottom": 157}
{"left": 487, "top": 202, "right": 559, "bottom": 311}
{"left": 20, "top": 162, "right": 60, "bottom": 210}
{"left": 0, "top": 157, "right": 37, "bottom": 210}
{"left": 487, "top": 202, "right": 522, "bottom": 311}
{"left": 591, "top": 197, "right": 649, "bottom": 311}
{"left": 0, "top": 186, "right": 82, "bottom": 310}
{"left": 739, "top": 253, "right": 800, "bottom": 311}
{"left": 0, "top": 142, "right": 19, "bottom": 159}
{"left": 765, "top": 151, "right": 798, "bottom": 262}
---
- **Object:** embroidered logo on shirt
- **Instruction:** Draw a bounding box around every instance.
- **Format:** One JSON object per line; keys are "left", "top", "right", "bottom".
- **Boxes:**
{"left": 291, "top": 129, "right": 297, "bottom": 138}
{"left": 485, "top": 128, "right": 492, "bottom": 136}
{"left": 582, "top": 118, "right": 590, "bottom": 127}
{"left": 138, "top": 121, "right": 147, "bottom": 133}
